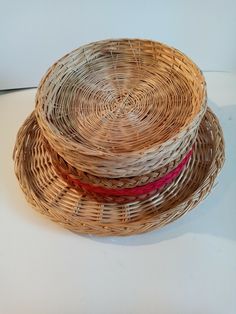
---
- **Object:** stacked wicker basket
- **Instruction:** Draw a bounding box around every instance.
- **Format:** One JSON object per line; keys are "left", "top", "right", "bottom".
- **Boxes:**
{"left": 14, "top": 39, "right": 225, "bottom": 236}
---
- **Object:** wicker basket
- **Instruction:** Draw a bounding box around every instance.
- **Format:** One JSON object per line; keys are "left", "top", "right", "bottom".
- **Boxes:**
{"left": 35, "top": 39, "right": 206, "bottom": 178}
{"left": 13, "top": 39, "right": 224, "bottom": 236}
{"left": 14, "top": 108, "right": 224, "bottom": 236}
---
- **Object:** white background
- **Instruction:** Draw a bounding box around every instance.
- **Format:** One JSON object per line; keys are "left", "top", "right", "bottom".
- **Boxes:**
{"left": 1, "top": 0, "right": 236, "bottom": 89}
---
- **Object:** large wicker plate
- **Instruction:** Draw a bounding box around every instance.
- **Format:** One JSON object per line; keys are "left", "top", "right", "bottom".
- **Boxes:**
{"left": 13, "top": 108, "right": 224, "bottom": 236}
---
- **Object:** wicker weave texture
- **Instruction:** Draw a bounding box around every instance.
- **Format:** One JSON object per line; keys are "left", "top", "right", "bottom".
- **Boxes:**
{"left": 47, "top": 136, "right": 194, "bottom": 189}
{"left": 35, "top": 39, "right": 207, "bottom": 178}
{"left": 13, "top": 108, "right": 224, "bottom": 236}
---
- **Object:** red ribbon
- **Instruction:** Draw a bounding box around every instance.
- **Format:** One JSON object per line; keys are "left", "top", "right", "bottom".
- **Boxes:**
{"left": 63, "top": 149, "right": 193, "bottom": 197}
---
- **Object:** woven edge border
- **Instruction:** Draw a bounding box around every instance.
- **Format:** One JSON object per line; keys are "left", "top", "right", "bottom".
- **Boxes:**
{"left": 13, "top": 108, "right": 225, "bottom": 236}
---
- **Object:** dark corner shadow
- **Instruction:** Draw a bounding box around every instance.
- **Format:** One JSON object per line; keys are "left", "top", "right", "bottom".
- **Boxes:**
{"left": 2, "top": 95, "right": 236, "bottom": 244}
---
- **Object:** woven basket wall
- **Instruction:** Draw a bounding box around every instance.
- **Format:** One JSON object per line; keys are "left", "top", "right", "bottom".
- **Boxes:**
{"left": 13, "top": 39, "right": 225, "bottom": 235}
{"left": 35, "top": 39, "right": 206, "bottom": 178}
{"left": 14, "top": 109, "right": 224, "bottom": 236}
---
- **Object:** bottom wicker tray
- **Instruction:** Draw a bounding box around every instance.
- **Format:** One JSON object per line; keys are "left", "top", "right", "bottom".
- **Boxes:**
{"left": 13, "top": 108, "right": 224, "bottom": 236}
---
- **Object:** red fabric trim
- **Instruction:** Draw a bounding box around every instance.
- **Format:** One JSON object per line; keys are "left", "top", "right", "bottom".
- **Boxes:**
{"left": 63, "top": 149, "right": 193, "bottom": 196}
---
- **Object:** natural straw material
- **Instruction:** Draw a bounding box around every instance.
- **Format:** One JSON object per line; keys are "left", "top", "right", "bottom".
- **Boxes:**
{"left": 49, "top": 146, "right": 193, "bottom": 204}
{"left": 46, "top": 137, "right": 195, "bottom": 189}
{"left": 35, "top": 39, "right": 207, "bottom": 178}
{"left": 13, "top": 108, "right": 224, "bottom": 236}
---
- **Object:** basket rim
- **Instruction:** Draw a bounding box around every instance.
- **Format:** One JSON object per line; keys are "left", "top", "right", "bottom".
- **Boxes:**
{"left": 35, "top": 38, "right": 207, "bottom": 158}
{"left": 13, "top": 107, "right": 225, "bottom": 235}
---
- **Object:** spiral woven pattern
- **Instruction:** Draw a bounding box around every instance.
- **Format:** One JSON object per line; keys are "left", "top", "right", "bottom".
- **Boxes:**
{"left": 35, "top": 39, "right": 206, "bottom": 177}
{"left": 13, "top": 108, "right": 224, "bottom": 236}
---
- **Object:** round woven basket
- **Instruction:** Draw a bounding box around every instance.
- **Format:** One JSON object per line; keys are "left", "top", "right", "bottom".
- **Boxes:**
{"left": 35, "top": 39, "right": 207, "bottom": 178}
{"left": 13, "top": 39, "right": 225, "bottom": 236}
{"left": 13, "top": 108, "right": 224, "bottom": 236}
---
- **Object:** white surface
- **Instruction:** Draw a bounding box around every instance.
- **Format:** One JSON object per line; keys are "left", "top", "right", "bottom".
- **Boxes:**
{"left": 0, "top": 72, "right": 236, "bottom": 314}
{"left": 1, "top": 0, "right": 236, "bottom": 89}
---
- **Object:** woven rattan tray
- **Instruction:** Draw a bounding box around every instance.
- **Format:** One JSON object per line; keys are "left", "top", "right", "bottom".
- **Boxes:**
{"left": 14, "top": 108, "right": 224, "bottom": 236}
{"left": 13, "top": 39, "right": 225, "bottom": 235}
{"left": 35, "top": 39, "right": 206, "bottom": 178}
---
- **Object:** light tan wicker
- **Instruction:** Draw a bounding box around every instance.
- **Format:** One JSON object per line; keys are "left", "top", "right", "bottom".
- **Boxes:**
{"left": 13, "top": 108, "right": 224, "bottom": 236}
{"left": 46, "top": 136, "right": 194, "bottom": 189}
{"left": 35, "top": 39, "right": 207, "bottom": 178}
